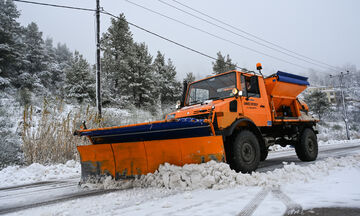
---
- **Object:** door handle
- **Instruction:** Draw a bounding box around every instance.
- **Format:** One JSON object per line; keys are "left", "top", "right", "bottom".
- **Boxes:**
{"left": 260, "top": 105, "right": 265, "bottom": 108}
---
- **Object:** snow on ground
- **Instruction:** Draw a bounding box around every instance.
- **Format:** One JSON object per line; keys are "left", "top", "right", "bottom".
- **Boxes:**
{"left": 8, "top": 152, "right": 360, "bottom": 216}
{"left": 0, "top": 160, "right": 80, "bottom": 187}
{"left": 1, "top": 139, "right": 359, "bottom": 189}
{"left": 2, "top": 139, "right": 360, "bottom": 216}
{"left": 85, "top": 154, "right": 360, "bottom": 191}
{"left": 268, "top": 138, "right": 360, "bottom": 152}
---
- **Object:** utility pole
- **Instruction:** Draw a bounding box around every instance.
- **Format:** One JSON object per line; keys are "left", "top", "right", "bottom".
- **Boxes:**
{"left": 96, "top": 0, "right": 102, "bottom": 119}
{"left": 330, "top": 71, "right": 350, "bottom": 140}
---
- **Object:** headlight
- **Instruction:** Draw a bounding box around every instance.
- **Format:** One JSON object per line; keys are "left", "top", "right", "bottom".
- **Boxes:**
{"left": 167, "top": 114, "right": 175, "bottom": 119}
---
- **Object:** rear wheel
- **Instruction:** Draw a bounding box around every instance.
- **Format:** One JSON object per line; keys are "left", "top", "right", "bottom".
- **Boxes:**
{"left": 295, "top": 128, "right": 318, "bottom": 161}
{"left": 231, "top": 130, "right": 260, "bottom": 173}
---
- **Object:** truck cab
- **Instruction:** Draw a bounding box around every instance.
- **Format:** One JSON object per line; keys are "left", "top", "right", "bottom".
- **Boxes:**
{"left": 167, "top": 69, "right": 318, "bottom": 173}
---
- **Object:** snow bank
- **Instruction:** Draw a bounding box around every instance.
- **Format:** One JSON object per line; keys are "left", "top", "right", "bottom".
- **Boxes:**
{"left": 318, "top": 138, "right": 360, "bottom": 146}
{"left": 268, "top": 138, "right": 360, "bottom": 152}
{"left": 90, "top": 154, "right": 360, "bottom": 191}
{"left": 0, "top": 160, "right": 80, "bottom": 187}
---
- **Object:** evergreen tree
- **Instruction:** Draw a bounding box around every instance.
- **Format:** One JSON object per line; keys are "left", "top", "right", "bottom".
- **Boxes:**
{"left": 37, "top": 37, "right": 56, "bottom": 92}
{"left": 101, "top": 13, "right": 134, "bottom": 106}
{"left": 53, "top": 43, "right": 72, "bottom": 96}
{"left": 184, "top": 72, "right": 196, "bottom": 84}
{"left": 127, "top": 42, "right": 157, "bottom": 109}
{"left": 64, "top": 51, "right": 95, "bottom": 103}
{"left": 153, "top": 51, "right": 181, "bottom": 107}
{"left": 304, "top": 90, "right": 331, "bottom": 121}
{"left": 23, "top": 22, "right": 46, "bottom": 74}
{"left": 0, "top": 0, "right": 23, "bottom": 86}
{"left": 13, "top": 22, "right": 46, "bottom": 90}
{"left": 55, "top": 43, "right": 72, "bottom": 64}
{"left": 212, "top": 51, "right": 237, "bottom": 74}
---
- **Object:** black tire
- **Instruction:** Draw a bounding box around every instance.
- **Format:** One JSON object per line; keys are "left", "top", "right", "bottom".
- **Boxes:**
{"left": 260, "top": 148, "right": 268, "bottom": 161}
{"left": 231, "top": 130, "right": 260, "bottom": 173}
{"left": 295, "top": 128, "right": 318, "bottom": 161}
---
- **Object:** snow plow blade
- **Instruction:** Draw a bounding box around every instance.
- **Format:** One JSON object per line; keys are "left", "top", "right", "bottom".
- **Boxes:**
{"left": 75, "top": 118, "right": 225, "bottom": 180}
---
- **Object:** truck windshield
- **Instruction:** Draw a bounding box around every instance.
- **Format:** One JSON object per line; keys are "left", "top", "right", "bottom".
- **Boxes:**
{"left": 186, "top": 72, "right": 236, "bottom": 105}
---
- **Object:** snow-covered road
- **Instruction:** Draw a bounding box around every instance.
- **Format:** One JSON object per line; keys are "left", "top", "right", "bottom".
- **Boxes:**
{"left": 1, "top": 141, "right": 360, "bottom": 215}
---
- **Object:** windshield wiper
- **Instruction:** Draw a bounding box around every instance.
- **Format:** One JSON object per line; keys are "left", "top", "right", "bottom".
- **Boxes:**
{"left": 208, "top": 96, "right": 220, "bottom": 100}
{"left": 190, "top": 100, "right": 201, "bottom": 105}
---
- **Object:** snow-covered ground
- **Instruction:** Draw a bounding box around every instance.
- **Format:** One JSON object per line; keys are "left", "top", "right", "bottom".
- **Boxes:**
{"left": 1, "top": 140, "right": 360, "bottom": 216}
{"left": 0, "top": 160, "right": 80, "bottom": 187}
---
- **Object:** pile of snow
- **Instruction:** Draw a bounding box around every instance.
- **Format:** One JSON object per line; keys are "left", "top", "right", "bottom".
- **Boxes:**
{"left": 0, "top": 160, "right": 80, "bottom": 187}
{"left": 268, "top": 145, "right": 293, "bottom": 152}
{"left": 89, "top": 154, "right": 360, "bottom": 191}
{"left": 318, "top": 138, "right": 360, "bottom": 146}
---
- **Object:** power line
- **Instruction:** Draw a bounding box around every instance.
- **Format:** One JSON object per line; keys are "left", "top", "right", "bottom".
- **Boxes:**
{"left": 171, "top": 0, "right": 340, "bottom": 72}
{"left": 125, "top": 0, "right": 310, "bottom": 70}
{"left": 158, "top": 0, "right": 336, "bottom": 72}
{"left": 102, "top": 10, "right": 247, "bottom": 71}
{"left": 13, "top": 0, "right": 246, "bottom": 71}
{"left": 13, "top": 0, "right": 95, "bottom": 12}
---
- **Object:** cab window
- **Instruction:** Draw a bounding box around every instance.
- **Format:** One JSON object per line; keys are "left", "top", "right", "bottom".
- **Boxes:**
{"left": 241, "top": 75, "right": 260, "bottom": 98}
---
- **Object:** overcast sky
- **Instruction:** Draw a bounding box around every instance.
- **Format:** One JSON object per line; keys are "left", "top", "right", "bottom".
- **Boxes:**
{"left": 15, "top": 0, "right": 360, "bottom": 80}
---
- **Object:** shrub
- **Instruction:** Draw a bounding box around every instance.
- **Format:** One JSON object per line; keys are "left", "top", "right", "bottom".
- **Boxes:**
{"left": 21, "top": 99, "right": 98, "bottom": 164}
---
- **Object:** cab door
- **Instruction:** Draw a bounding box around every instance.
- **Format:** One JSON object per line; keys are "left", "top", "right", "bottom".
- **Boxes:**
{"left": 240, "top": 74, "right": 271, "bottom": 127}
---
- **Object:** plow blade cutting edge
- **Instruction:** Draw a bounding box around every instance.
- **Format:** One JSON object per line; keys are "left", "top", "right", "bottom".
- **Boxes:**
{"left": 75, "top": 118, "right": 225, "bottom": 180}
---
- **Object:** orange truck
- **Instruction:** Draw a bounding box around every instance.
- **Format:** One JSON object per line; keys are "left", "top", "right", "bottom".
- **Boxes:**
{"left": 75, "top": 64, "right": 318, "bottom": 180}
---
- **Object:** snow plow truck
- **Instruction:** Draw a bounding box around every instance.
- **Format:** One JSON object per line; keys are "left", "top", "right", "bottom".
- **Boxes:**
{"left": 74, "top": 63, "right": 318, "bottom": 180}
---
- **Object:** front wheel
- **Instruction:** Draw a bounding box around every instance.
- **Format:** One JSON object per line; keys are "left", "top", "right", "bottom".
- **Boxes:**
{"left": 231, "top": 130, "right": 260, "bottom": 173}
{"left": 295, "top": 128, "right": 318, "bottom": 161}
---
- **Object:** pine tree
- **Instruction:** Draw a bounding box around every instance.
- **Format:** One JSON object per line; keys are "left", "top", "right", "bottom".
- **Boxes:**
{"left": 127, "top": 42, "right": 158, "bottom": 109}
{"left": 304, "top": 90, "right": 331, "bottom": 121}
{"left": 153, "top": 51, "right": 181, "bottom": 108}
{"left": 23, "top": 22, "right": 46, "bottom": 74}
{"left": 101, "top": 13, "right": 134, "bottom": 106}
{"left": 13, "top": 22, "right": 46, "bottom": 90}
{"left": 53, "top": 43, "right": 72, "bottom": 96}
{"left": 184, "top": 72, "right": 196, "bottom": 84}
{"left": 212, "top": 51, "right": 237, "bottom": 74}
{"left": 0, "top": 0, "right": 23, "bottom": 86}
{"left": 37, "top": 37, "right": 56, "bottom": 92}
{"left": 64, "top": 51, "right": 95, "bottom": 103}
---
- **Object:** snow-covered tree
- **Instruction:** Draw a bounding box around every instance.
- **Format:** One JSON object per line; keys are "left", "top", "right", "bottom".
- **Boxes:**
{"left": 101, "top": 13, "right": 134, "bottom": 106}
{"left": 212, "top": 51, "right": 237, "bottom": 75}
{"left": 153, "top": 51, "right": 181, "bottom": 108}
{"left": 184, "top": 72, "right": 196, "bottom": 84}
{"left": 127, "top": 43, "right": 158, "bottom": 109}
{"left": 23, "top": 22, "right": 46, "bottom": 74}
{"left": 0, "top": 0, "right": 23, "bottom": 87}
{"left": 304, "top": 90, "right": 331, "bottom": 121}
{"left": 11, "top": 22, "right": 46, "bottom": 91}
{"left": 64, "top": 51, "right": 95, "bottom": 103}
